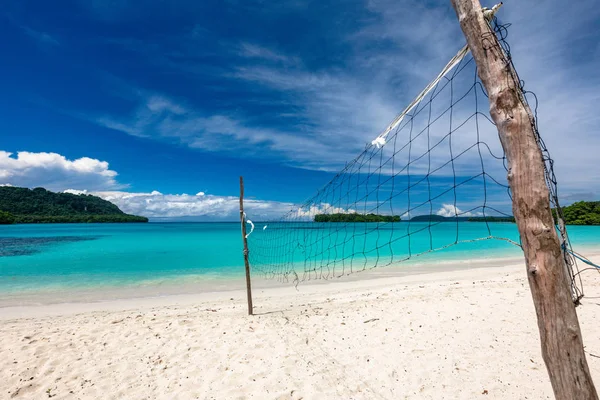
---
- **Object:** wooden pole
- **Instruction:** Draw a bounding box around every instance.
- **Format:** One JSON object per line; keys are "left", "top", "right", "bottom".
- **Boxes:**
{"left": 239, "top": 176, "right": 254, "bottom": 316}
{"left": 449, "top": 1, "right": 598, "bottom": 398}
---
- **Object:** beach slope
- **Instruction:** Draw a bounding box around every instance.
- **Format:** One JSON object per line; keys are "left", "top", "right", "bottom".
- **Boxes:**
{"left": 1, "top": 262, "right": 599, "bottom": 399}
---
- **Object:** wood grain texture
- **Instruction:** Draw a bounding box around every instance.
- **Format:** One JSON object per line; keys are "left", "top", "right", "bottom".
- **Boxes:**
{"left": 449, "top": 0, "right": 598, "bottom": 398}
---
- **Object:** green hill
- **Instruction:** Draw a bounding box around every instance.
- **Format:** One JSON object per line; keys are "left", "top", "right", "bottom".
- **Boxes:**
{"left": 0, "top": 186, "right": 148, "bottom": 224}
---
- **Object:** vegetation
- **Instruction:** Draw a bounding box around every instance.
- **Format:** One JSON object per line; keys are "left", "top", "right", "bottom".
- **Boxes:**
{"left": 0, "top": 210, "right": 15, "bottom": 224}
{"left": 555, "top": 201, "right": 600, "bottom": 225}
{"left": 315, "top": 213, "right": 401, "bottom": 223}
{"left": 0, "top": 186, "right": 148, "bottom": 224}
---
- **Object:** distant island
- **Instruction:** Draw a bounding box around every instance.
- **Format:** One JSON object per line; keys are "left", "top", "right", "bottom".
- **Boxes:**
{"left": 314, "top": 213, "right": 515, "bottom": 223}
{"left": 0, "top": 186, "right": 148, "bottom": 224}
{"left": 557, "top": 201, "right": 600, "bottom": 225}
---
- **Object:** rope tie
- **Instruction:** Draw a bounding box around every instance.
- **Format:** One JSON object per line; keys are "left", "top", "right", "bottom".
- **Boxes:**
{"left": 245, "top": 219, "right": 255, "bottom": 238}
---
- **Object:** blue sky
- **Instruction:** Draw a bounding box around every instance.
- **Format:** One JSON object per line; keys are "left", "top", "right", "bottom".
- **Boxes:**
{"left": 1, "top": 0, "right": 599, "bottom": 220}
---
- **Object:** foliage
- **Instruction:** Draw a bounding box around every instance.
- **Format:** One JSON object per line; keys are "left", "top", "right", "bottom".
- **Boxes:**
{"left": 315, "top": 213, "right": 401, "bottom": 223}
{"left": 556, "top": 201, "right": 600, "bottom": 225}
{"left": 0, "top": 186, "right": 148, "bottom": 224}
{"left": 0, "top": 210, "right": 15, "bottom": 224}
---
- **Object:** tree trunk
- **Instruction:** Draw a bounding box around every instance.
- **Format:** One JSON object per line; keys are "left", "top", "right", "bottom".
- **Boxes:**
{"left": 449, "top": 0, "right": 598, "bottom": 398}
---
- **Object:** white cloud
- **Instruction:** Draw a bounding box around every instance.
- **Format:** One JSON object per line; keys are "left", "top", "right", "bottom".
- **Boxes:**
{"left": 63, "top": 189, "right": 88, "bottom": 195}
{"left": 22, "top": 26, "right": 60, "bottom": 46}
{"left": 85, "top": 190, "right": 296, "bottom": 221}
{"left": 500, "top": 0, "right": 600, "bottom": 197}
{"left": 0, "top": 149, "right": 314, "bottom": 220}
{"left": 61, "top": 189, "right": 358, "bottom": 221}
{"left": 73, "top": 0, "right": 600, "bottom": 200}
{"left": 96, "top": 97, "right": 354, "bottom": 170}
{"left": 237, "top": 43, "right": 299, "bottom": 65}
{"left": 290, "top": 203, "right": 357, "bottom": 220}
{"left": 0, "top": 151, "right": 123, "bottom": 191}
{"left": 88, "top": 0, "right": 500, "bottom": 175}
{"left": 436, "top": 204, "right": 480, "bottom": 218}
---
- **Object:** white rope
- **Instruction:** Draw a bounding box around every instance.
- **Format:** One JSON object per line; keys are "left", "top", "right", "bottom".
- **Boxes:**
{"left": 483, "top": 2, "right": 503, "bottom": 23}
{"left": 369, "top": 2, "right": 503, "bottom": 149}
{"left": 245, "top": 219, "right": 255, "bottom": 238}
{"left": 371, "top": 44, "right": 470, "bottom": 148}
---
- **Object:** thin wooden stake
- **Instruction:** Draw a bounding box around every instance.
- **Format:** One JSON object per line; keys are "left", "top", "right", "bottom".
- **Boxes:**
{"left": 239, "top": 176, "right": 253, "bottom": 316}
{"left": 449, "top": 1, "right": 598, "bottom": 398}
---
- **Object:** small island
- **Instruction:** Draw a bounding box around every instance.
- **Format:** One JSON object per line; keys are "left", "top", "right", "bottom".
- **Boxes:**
{"left": 0, "top": 186, "right": 148, "bottom": 224}
{"left": 557, "top": 201, "right": 600, "bottom": 225}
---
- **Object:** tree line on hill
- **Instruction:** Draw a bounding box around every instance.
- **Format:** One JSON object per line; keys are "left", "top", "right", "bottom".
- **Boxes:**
{"left": 554, "top": 201, "right": 600, "bottom": 225}
{"left": 0, "top": 186, "right": 148, "bottom": 224}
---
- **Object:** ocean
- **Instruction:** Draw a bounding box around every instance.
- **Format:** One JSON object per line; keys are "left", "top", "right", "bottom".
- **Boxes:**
{"left": 1, "top": 222, "right": 599, "bottom": 304}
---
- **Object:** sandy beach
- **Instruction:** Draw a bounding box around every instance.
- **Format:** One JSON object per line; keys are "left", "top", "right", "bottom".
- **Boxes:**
{"left": 1, "top": 258, "right": 599, "bottom": 399}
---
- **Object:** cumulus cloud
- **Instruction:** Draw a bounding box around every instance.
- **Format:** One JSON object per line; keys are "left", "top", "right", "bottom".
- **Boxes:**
{"left": 436, "top": 204, "right": 481, "bottom": 218}
{"left": 0, "top": 150, "right": 307, "bottom": 220}
{"left": 291, "top": 203, "right": 357, "bottom": 219}
{"left": 77, "top": 190, "right": 296, "bottom": 221}
{"left": 0, "top": 151, "right": 123, "bottom": 191}
{"left": 62, "top": 190, "right": 360, "bottom": 221}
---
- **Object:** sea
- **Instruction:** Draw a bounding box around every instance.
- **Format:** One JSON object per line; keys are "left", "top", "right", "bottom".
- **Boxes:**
{"left": 1, "top": 222, "right": 599, "bottom": 305}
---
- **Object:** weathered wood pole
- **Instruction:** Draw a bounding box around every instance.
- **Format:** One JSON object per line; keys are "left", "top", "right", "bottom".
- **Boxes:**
{"left": 449, "top": 1, "right": 598, "bottom": 398}
{"left": 239, "top": 176, "right": 254, "bottom": 316}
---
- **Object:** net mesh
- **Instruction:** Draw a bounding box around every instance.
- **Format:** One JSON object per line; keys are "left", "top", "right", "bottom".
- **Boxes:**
{"left": 246, "top": 18, "right": 583, "bottom": 302}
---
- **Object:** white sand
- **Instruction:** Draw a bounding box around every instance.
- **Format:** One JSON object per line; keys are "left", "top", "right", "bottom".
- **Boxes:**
{"left": 1, "top": 260, "right": 599, "bottom": 399}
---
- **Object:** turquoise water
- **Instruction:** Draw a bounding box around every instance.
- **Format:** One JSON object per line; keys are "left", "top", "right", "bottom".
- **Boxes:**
{"left": 1, "top": 222, "right": 599, "bottom": 298}
{"left": 248, "top": 221, "right": 600, "bottom": 280}
{"left": 0, "top": 223, "right": 244, "bottom": 295}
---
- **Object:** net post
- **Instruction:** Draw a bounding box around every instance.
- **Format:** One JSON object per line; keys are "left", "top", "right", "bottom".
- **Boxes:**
{"left": 449, "top": 0, "right": 598, "bottom": 398}
{"left": 239, "top": 176, "right": 254, "bottom": 316}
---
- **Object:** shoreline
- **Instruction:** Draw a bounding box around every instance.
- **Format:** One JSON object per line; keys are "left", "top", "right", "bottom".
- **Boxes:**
{"left": 2, "top": 248, "right": 599, "bottom": 318}
{"left": 1, "top": 255, "right": 598, "bottom": 399}
{"left": 0, "top": 251, "right": 528, "bottom": 310}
